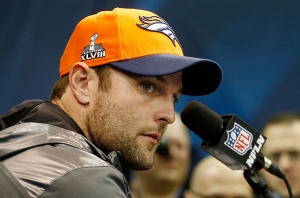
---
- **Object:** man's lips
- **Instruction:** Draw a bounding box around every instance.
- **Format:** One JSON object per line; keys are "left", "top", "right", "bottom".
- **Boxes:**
{"left": 141, "top": 132, "right": 161, "bottom": 144}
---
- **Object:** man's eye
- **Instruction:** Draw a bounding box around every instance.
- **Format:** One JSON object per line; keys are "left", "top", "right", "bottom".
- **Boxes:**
{"left": 141, "top": 84, "right": 155, "bottom": 93}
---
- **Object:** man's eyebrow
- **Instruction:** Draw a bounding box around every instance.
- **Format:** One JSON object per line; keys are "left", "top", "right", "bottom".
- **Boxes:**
{"left": 156, "top": 76, "right": 167, "bottom": 83}
{"left": 156, "top": 76, "right": 183, "bottom": 93}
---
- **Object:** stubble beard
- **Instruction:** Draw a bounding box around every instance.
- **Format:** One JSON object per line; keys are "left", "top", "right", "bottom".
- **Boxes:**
{"left": 85, "top": 93, "right": 164, "bottom": 170}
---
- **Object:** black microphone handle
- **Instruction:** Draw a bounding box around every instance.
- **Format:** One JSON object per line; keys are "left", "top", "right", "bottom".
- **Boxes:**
{"left": 243, "top": 169, "right": 275, "bottom": 198}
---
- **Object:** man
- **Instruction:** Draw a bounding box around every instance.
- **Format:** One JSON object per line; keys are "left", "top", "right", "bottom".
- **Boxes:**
{"left": 184, "top": 156, "right": 254, "bottom": 198}
{"left": 0, "top": 8, "right": 222, "bottom": 198}
{"left": 260, "top": 112, "right": 300, "bottom": 198}
{"left": 130, "top": 112, "right": 191, "bottom": 198}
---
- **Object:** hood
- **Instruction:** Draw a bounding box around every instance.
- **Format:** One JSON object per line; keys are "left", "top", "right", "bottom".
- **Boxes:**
{"left": 0, "top": 99, "right": 84, "bottom": 136}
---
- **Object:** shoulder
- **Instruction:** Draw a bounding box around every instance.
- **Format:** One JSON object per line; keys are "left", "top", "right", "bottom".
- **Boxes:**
{"left": 4, "top": 143, "right": 130, "bottom": 197}
{"left": 40, "top": 165, "right": 131, "bottom": 198}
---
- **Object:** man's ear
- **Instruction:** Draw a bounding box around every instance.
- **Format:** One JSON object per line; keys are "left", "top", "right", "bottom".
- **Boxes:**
{"left": 68, "top": 62, "right": 92, "bottom": 105}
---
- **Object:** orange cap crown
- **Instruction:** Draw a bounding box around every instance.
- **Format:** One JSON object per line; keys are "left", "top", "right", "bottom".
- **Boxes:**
{"left": 60, "top": 7, "right": 183, "bottom": 77}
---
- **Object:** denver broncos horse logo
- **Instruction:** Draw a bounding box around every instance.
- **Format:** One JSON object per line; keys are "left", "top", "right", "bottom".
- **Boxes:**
{"left": 137, "top": 15, "right": 181, "bottom": 47}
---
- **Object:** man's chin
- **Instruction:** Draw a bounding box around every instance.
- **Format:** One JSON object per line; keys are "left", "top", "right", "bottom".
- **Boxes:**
{"left": 127, "top": 161, "right": 154, "bottom": 171}
{"left": 123, "top": 154, "right": 155, "bottom": 171}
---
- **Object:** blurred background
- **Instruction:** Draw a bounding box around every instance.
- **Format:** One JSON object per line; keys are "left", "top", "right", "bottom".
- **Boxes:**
{"left": 1, "top": 0, "right": 300, "bottom": 151}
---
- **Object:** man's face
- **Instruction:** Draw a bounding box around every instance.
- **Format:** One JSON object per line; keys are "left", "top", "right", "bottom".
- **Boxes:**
{"left": 85, "top": 68, "right": 183, "bottom": 170}
{"left": 261, "top": 121, "right": 300, "bottom": 197}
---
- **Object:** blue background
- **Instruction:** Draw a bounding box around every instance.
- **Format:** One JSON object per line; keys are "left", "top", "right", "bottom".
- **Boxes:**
{"left": 1, "top": 0, "right": 300, "bottom": 150}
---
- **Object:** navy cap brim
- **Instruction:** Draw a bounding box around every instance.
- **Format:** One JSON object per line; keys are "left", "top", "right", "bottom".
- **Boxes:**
{"left": 110, "top": 54, "right": 222, "bottom": 96}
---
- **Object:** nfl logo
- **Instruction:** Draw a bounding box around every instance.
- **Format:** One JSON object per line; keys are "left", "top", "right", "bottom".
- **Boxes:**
{"left": 224, "top": 122, "right": 253, "bottom": 155}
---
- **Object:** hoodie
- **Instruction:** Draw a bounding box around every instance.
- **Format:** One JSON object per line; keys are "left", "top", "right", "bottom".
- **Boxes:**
{"left": 0, "top": 100, "right": 131, "bottom": 198}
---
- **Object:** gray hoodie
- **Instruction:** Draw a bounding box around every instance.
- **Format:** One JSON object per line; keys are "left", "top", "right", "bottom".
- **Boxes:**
{"left": 0, "top": 100, "right": 131, "bottom": 198}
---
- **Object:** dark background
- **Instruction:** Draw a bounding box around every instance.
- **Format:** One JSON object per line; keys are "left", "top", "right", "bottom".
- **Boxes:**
{"left": 1, "top": 0, "right": 300, "bottom": 150}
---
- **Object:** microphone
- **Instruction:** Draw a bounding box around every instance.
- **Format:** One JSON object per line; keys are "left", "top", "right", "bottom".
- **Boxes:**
{"left": 181, "top": 101, "right": 285, "bottom": 179}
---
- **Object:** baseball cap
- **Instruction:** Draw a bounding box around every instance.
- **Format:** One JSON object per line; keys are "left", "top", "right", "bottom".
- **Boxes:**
{"left": 60, "top": 7, "right": 222, "bottom": 96}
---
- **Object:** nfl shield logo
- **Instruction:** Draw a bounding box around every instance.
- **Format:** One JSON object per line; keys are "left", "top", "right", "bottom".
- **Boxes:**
{"left": 224, "top": 122, "right": 253, "bottom": 155}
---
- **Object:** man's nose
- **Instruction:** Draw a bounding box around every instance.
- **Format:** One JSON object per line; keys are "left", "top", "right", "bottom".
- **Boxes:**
{"left": 156, "top": 97, "right": 175, "bottom": 124}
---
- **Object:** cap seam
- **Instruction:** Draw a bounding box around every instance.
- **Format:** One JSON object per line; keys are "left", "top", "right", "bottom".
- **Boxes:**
{"left": 115, "top": 8, "right": 124, "bottom": 60}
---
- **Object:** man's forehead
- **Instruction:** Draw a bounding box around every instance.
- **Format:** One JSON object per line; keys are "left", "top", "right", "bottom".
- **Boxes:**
{"left": 265, "top": 123, "right": 300, "bottom": 139}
